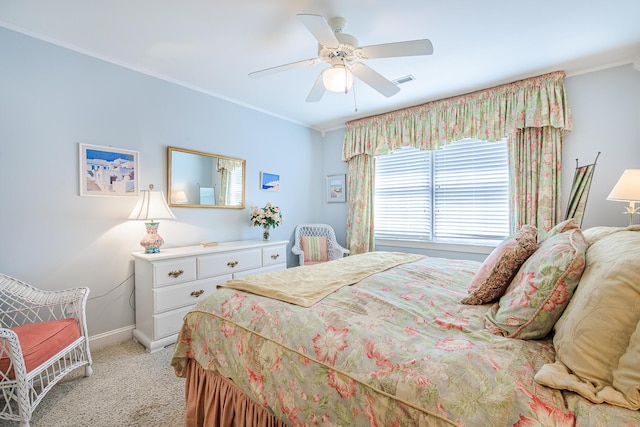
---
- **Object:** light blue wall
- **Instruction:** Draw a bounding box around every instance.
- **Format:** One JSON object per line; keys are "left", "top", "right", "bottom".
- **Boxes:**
{"left": 563, "top": 64, "right": 640, "bottom": 229}
{"left": 319, "top": 128, "right": 348, "bottom": 247}
{"left": 0, "top": 27, "right": 323, "bottom": 337}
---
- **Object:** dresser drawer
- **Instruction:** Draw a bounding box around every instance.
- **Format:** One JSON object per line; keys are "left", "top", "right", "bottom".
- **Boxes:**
{"left": 154, "top": 275, "right": 231, "bottom": 313}
{"left": 154, "top": 305, "right": 193, "bottom": 340}
{"left": 262, "top": 244, "right": 287, "bottom": 266}
{"left": 233, "top": 263, "right": 286, "bottom": 279}
{"left": 198, "top": 249, "right": 262, "bottom": 278}
{"left": 153, "top": 258, "right": 197, "bottom": 287}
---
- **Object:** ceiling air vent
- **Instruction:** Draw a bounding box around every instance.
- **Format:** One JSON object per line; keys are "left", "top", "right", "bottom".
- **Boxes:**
{"left": 393, "top": 75, "right": 416, "bottom": 85}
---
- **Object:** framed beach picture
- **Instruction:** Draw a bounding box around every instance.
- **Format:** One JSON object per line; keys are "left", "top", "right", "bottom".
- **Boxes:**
{"left": 260, "top": 172, "right": 280, "bottom": 192}
{"left": 79, "top": 143, "right": 139, "bottom": 197}
{"left": 326, "top": 174, "right": 346, "bottom": 203}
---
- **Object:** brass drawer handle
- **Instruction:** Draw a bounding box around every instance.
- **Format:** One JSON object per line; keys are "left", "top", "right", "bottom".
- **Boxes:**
{"left": 227, "top": 261, "right": 239, "bottom": 268}
{"left": 270, "top": 254, "right": 280, "bottom": 260}
{"left": 168, "top": 270, "right": 184, "bottom": 278}
{"left": 190, "top": 289, "right": 205, "bottom": 298}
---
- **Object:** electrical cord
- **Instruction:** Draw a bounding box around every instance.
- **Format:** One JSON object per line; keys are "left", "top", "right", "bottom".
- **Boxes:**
{"left": 87, "top": 273, "right": 135, "bottom": 309}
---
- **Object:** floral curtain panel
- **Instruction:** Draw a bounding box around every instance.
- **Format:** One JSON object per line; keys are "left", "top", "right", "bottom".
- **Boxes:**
{"left": 345, "top": 154, "right": 375, "bottom": 255}
{"left": 217, "top": 159, "right": 242, "bottom": 206}
{"left": 508, "top": 126, "right": 563, "bottom": 239}
{"left": 342, "top": 71, "right": 573, "bottom": 253}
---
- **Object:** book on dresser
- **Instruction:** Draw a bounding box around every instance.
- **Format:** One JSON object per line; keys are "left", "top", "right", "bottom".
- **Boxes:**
{"left": 132, "top": 239, "right": 288, "bottom": 353}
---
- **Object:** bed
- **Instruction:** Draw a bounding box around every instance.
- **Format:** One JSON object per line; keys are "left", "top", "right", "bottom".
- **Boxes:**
{"left": 171, "top": 220, "right": 640, "bottom": 426}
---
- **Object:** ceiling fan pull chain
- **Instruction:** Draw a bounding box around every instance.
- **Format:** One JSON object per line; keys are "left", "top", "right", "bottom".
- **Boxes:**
{"left": 343, "top": 59, "right": 349, "bottom": 94}
{"left": 352, "top": 80, "right": 358, "bottom": 112}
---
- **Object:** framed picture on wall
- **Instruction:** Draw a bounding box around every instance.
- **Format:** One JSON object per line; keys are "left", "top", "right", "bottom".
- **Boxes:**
{"left": 79, "top": 143, "right": 139, "bottom": 197}
{"left": 260, "top": 172, "right": 280, "bottom": 192}
{"left": 326, "top": 174, "right": 346, "bottom": 203}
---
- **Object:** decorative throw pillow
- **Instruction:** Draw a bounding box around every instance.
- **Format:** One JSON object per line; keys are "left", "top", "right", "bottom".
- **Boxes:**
{"left": 582, "top": 224, "right": 640, "bottom": 247}
{"left": 581, "top": 226, "right": 619, "bottom": 247}
{"left": 301, "top": 236, "right": 329, "bottom": 264}
{"left": 461, "top": 225, "right": 538, "bottom": 305}
{"left": 535, "top": 226, "right": 640, "bottom": 409}
{"left": 484, "top": 221, "right": 586, "bottom": 339}
{"left": 541, "top": 218, "right": 580, "bottom": 240}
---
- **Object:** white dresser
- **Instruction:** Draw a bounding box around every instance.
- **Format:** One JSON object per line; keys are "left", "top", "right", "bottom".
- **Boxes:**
{"left": 132, "top": 240, "right": 288, "bottom": 352}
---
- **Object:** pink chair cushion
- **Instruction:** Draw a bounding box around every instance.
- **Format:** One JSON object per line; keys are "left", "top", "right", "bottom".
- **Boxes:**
{"left": 0, "top": 318, "right": 81, "bottom": 378}
{"left": 301, "top": 236, "right": 329, "bottom": 264}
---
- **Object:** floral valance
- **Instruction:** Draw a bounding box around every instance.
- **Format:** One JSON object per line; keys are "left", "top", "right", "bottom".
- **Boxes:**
{"left": 342, "top": 71, "right": 572, "bottom": 161}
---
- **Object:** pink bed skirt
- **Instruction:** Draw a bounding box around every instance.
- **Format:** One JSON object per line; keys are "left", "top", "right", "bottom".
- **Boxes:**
{"left": 185, "top": 359, "right": 287, "bottom": 427}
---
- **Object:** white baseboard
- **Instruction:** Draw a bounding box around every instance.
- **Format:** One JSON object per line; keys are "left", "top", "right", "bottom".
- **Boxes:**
{"left": 88, "top": 325, "right": 135, "bottom": 351}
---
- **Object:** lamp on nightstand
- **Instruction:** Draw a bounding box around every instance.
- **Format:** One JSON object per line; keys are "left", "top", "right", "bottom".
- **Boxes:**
{"left": 129, "top": 184, "right": 176, "bottom": 253}
{"left": 607, "top": 169, "right": 640, "bottom": 225}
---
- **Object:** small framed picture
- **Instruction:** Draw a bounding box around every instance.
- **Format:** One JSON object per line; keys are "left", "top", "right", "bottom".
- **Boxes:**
{"left": 326, "top": 174, "right": 346, "bottom": 203}
{"left": 79, "top": 143, "right": 139, "bottom": 197}
{"left": 260, "top": 172, "right": 280, "bottom": 192}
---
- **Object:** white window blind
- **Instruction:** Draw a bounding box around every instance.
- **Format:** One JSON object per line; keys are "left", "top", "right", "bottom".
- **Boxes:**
{"left": 374, "top": 147, "right": 432, "bottom": 240}
{"left": 434, "top": 138, "right": 509, "bottom": 241}
{"left": 374, "top": 138, "right": 509, "bottom": 244}
{"left": 229, "top": 166, "right": 244, "bottom": 206}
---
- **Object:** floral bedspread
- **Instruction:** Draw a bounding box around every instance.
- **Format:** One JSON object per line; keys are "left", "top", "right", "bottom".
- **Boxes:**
{"left": 171, "top": 255, "right": 640, "bottom": 426}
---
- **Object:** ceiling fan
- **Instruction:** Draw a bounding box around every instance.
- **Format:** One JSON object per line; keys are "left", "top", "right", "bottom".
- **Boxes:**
{"left": 248, "top": 14, "right": 433, "bottom": 102}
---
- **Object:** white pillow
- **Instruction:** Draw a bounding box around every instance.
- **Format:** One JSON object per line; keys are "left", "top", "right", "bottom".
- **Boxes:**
{"left": 535, "top": 226, "right": 640, "bottom": 409}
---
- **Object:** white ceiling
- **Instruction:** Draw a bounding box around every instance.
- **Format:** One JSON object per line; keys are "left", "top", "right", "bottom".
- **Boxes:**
{"left": 1, "top": 0, "right": 640, "bottom": 132}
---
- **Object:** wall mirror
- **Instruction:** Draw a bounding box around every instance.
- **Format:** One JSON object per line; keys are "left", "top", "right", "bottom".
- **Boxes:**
{"left": 167, "top": 146, "right": 246, "bottom": 209}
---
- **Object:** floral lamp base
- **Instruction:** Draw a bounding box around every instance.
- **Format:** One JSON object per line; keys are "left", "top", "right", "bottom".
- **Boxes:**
{"left": 140, "top": 222, "right": 165, "bottom": 254}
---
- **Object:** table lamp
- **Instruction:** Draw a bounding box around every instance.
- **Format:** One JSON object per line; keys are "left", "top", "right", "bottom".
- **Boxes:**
{"left": 129, "top": 184, "right": 176, "bottom": 253}
{"left": 607, "top": 169, "right": 640, "bottom": 225}
{"left": 173, "top": 190, "right": 188, "bottom": 204}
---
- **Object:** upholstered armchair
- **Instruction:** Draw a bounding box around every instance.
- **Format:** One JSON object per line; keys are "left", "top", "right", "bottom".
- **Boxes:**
{"left": 292, "top": 223, "right": 350, "bottom": 266}
{"left": 0, "top": 274, "right": 93, "bottom": 427}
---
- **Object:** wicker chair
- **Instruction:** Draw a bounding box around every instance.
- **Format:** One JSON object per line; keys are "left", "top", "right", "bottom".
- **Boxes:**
{"left": 292, "top": 223, "right": 350, "bottom": 266}
{"left": 0, "top": 274, "right": 93, "bottom": 427}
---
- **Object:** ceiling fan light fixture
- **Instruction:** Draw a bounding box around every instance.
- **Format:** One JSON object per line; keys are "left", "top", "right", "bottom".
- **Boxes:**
{"left": 323, "top": 65, "right": 353, "bottom": 92}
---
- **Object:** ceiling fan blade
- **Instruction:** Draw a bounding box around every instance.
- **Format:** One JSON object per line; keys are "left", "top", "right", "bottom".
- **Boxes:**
{"left": 358, "top": 39, "right": 433, "bottom": 59}
{"left": 350, "top": 62, "right": 400, "bottom": 97}
{"left": 306, "top": 72, "right": 326, "bottom": 102}
{"left": 297, "top": 14, "right": 339, "bottom": 47}
{"left": 248, "top": 58, "right": 320, "bottom": 79}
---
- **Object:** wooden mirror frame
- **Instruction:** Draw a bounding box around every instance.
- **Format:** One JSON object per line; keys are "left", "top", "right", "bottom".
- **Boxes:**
{"left": 167, "top": 146, "right": 246, "bottom": 209}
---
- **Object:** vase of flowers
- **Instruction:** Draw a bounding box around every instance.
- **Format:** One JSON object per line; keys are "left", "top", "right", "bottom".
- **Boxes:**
{"left": 250, "top": 202, "right": 282, "bottom": 240}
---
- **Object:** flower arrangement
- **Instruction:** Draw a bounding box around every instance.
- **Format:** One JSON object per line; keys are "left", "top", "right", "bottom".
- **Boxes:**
{"left": 250, "top": 202, "right": 282, "bottom": 230}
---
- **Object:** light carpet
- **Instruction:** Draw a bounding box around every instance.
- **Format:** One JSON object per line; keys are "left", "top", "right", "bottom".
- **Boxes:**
{"left": 0, "top": 340, "right": 185, "bottom": 427}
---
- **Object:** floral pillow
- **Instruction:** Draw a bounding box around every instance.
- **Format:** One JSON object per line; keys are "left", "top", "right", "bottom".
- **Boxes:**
{"left": 461, "top": 225, "right": 538, "bottom": 305}
{"left": 484, "top": 220, "right": 586, "bottom": 339}
{"left": 542, "top": 218, "right": 580, "bottom": 239}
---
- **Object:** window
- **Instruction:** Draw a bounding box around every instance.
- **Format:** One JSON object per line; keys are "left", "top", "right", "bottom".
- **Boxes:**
{"left": 374, "top": 138, "right": 509, "bottom": 244}
{"left": 228, "top": 166, "right": 244, "bottom": 206}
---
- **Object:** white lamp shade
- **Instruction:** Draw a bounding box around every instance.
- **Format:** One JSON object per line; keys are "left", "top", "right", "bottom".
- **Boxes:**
{"left": 128, "top": 189, "right": 176, "bottom": 221}
{"left": 173, "top": 190, "right": 188, "bottom": 204}
{"left": 607, "top": 169, "right": 640, "bottom": 202}
{"left": 323, "top": 65, "right": 354, "bottom": 92}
